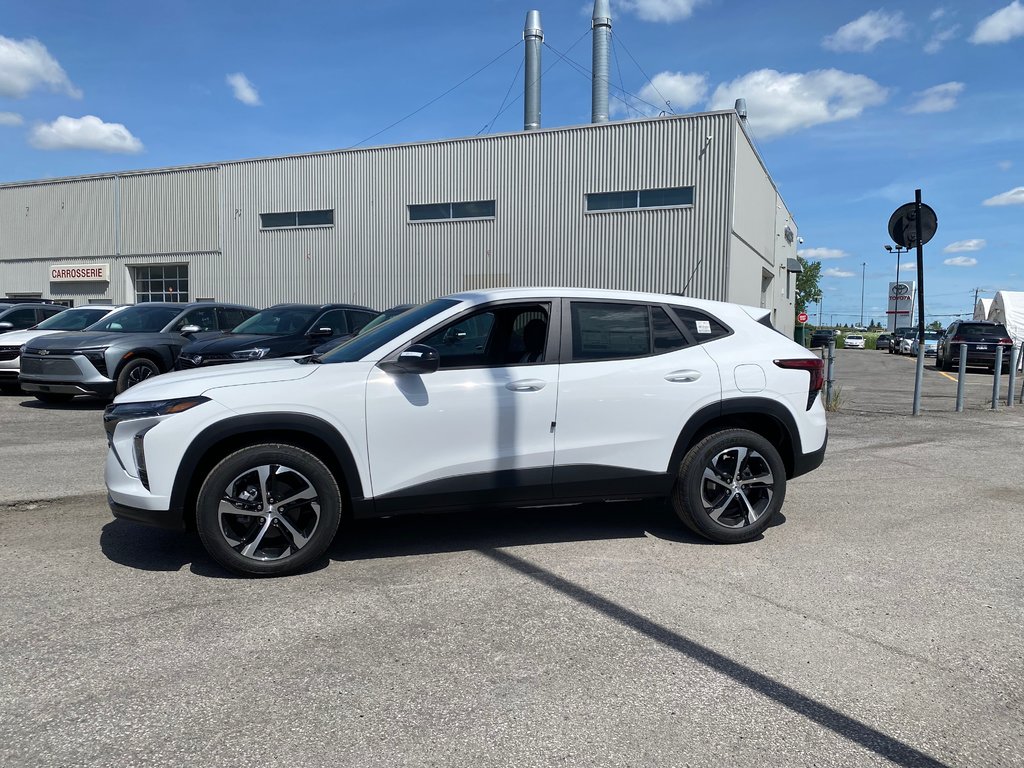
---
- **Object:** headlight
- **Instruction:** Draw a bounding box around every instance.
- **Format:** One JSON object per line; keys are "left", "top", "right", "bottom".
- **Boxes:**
{"left": 231, "top": 347, "right": 270, "bottom": 360}
{"left": 104, "top": 396, "right": 210, "bottom": 442}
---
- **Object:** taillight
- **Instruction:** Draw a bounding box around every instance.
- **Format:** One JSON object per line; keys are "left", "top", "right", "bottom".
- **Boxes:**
{"left": 774, "top": 358, "right": 824, "bottom": 410}
{"left": 998, "top": 338, "right": 1012, "bottom": 345}
{"left": 951, "top": 336, "right": 963, "bottom": 343}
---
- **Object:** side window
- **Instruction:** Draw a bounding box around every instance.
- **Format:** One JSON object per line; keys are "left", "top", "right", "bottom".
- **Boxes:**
{"left": 671, "top": 307, "right": 730, "bottom": 343}
{"left": 41, "top": 307, "right": 64, "bottom": 321}
{"left": 652, "top": 307, "right": 689, "bottom": 352}
{"left": 314, "top": 309, "right": 350, "bottom": 336}
{"left": 217, "top": 307, "right": 249, "bottom": 330}
{"left": 179, "top": 307, "right": 218, "bottom": 331}
{"left": 570, "top": 302, "right": 651, "bottom": 361}
{"left": 348, "top": 310, "right": 377, "bottom": 334}
{"left": 420, "top": 303, "right": 550, "bottom": 369}
{"left": 2, "top": 308, "right": 40, "bottom": 329}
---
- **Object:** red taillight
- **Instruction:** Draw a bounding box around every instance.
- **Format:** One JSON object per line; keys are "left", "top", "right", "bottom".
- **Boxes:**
{"left": 775, "top": 358, "right": 824, "bottom": 409}
{"left": 951, "top": 336, "right": 963, "bottom": 343}
{"left": 998, "top": 338, "right": 1013, "bottom": 345}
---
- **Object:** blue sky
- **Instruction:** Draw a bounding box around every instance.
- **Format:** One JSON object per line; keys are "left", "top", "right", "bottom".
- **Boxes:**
{"left": 1, "top": 0, "right": 1021, "bottom": 323}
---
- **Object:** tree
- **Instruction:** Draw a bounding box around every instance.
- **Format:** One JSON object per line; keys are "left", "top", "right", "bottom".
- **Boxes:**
{"left": 928, "top": 320, "right": 942, "bottom": 331}
{"left": 796, "top": 256, "right": 822, "bottom": 314}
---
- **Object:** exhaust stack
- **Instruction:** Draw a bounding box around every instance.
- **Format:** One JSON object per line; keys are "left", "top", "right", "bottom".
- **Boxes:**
{"left": 592, "top": 0, "right": 611, "bottom": 123}
{"left": 524, "top": 11, "right": 543, "bottom": 131}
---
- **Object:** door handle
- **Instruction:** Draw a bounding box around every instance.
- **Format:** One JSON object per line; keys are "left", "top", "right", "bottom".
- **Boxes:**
{"left": 665, "top": 370, "right": 702, "bottom": 383}
{"left": 506, "top": 379, "right": 546, "bottom": 392}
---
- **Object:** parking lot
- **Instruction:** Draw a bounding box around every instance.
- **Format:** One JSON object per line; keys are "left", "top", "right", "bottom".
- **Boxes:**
{"left": 1, "top": 350, "right": 1022, "bottom": 767}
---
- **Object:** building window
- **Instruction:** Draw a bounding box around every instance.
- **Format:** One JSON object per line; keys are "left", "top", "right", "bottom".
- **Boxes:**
{"left": 408, "top": 200, "right": 496, "bottom": 222}
{"left": 134, "top": 265, "right": 189, "bottom": 303}
{"left": 585, "top": 186, "right": 694, "bottom": 213}
{"left": 259, "top": 209, "right": 334, "bottom": 229}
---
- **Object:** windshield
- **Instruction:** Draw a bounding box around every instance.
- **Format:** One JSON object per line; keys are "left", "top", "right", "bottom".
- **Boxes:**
{"left": 319, "top": 299, "right": 458, "bottom": 363}
{"left": 34, "top": 307, "right": 112, "bottom": 331}
{"left": 231, "top": 307, "right": 320, "bottom": 335}
{"left": 923, "top": 331, "right": 941, "bottom": 340}
{"left": 85, "top": 305, "right": 181, "bottom": 333}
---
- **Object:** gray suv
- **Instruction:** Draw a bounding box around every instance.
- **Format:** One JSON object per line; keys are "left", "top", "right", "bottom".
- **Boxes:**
{"left": 0, "top": 303, "right": 66, "bottom": 333}
{"left": 19, "top": 302, "right": 256, "bottom": 402}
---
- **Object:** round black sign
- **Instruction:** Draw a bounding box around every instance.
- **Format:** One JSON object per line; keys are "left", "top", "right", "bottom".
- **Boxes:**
{"left": 888, "top": 202, "right": 938, "bottom": 248}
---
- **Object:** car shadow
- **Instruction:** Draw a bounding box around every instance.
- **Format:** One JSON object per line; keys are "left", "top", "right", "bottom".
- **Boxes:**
{"left": 17, "top": 396, "right": 109, "bottom": 410}
{"left": 99, "top": 501, "right": 786, "bottom": 577}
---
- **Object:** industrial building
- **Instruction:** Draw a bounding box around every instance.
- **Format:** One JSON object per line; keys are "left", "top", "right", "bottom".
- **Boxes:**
{"left": 0, "top": 3, "right": 802, "bottom": 336}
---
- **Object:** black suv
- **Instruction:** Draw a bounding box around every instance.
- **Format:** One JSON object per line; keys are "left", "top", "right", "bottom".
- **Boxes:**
{"left": 935, "top": 320, "right": 1013, "bottom": 372}
{"left": 0, "top": 303, "right": 66, "bottom": 333}
{"left": 177, "top": 303, "right": 379, "bottom": 369}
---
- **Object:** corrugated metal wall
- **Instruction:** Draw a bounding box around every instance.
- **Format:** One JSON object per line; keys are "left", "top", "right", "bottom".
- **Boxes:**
{"left": 1, "top": 113, "right": 765, "bottom": 310}
{"left": 213, "top": 113, "right": 735, "bottom": 310}
{"left": 0, "top": 177, "right": 115, "bottom": 259}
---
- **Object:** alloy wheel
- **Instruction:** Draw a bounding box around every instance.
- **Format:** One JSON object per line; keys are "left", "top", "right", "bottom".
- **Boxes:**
{"left": 698, "top": 446, "right": 775, "bottom": 528}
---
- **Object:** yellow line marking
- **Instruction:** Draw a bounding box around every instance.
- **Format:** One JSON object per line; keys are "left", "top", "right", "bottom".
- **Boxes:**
{"left": 939, "top": 372, "right": 958, "bottom": 383}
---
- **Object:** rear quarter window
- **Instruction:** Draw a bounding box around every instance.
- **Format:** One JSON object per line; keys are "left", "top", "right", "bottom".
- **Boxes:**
{"left": 669, "top": 307, "right": 731, "bottom": 343}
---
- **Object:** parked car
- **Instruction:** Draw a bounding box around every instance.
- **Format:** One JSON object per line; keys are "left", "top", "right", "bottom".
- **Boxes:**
{"left": 19, "top": 301, "right": 257, "bottom": 402}
{"left": 809, "top": 328, "right": 837, "bottom": 348}
{"left": 0, "top": 305, "right": 118, "bottom": 391}
{"left": 0, "top": 303, "right": 66, "bottom": 334}
{"left": 935, "top": 320, "right": 1014, "bottom": 372}
{"left": 844, "top": 334, "right": 865, "bottom": 349}
{"left": 176, "top": 303, "right": 378, "bottom": 369}
{"left": 909, "top": 330, "right": 941, "bottom": 357}
{"left": 312, "top": 303, "right": 416, "bottom": 355}
{"left": 104, "top": 288, "right": 828, "bottom": 577}
{"left": 889, "top": 327, "right": 913, "bottom": 354}
{"left": 874, "top": 333, "right": 891, "bottom": 350}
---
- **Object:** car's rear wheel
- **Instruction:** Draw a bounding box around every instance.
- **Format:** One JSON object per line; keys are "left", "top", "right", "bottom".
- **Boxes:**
{"left": 115, "top": 357, "right": 160, "bottom": 394}
{"left": 33, "top": 392, "right": 74, "bottom": 404}
{"left": 196, "top": 443, "right": 342, "bottom": 577}
{"left": 672, "top": 429, "right": 786, "bottom": 543}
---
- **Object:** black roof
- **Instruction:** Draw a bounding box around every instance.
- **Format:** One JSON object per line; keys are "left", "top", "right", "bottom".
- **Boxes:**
{"left": 261, "top": 302, "right": 377, "bottom": 312}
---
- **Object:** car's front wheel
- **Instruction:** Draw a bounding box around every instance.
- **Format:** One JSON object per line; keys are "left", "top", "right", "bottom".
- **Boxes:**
{"left": 672, "top": 429, "right": 786, "bottom": 543}
{"left": 196, "top": 443, "right": 342, "bottom": 577}
{"left": 116, "top": 357, "right": 160, "bottom": 394}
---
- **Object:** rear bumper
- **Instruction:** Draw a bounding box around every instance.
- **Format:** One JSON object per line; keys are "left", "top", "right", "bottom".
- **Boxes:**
{"left": 791, "top": 430, "right": 827, "bottom": 479}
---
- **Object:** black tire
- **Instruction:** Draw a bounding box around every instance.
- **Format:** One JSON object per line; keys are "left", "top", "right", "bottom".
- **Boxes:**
{"left": 940, "top": 351, "right": 952, "bottom": 372}
{"left": 115, "top": 357, "right": 161, "bottom": 394}
{"left": 34, "top": 392, "right": 74, "bottom": 404}
{"left": 672, "top": 429, "right": 786, "bottom": 543}
{"left": 196, "top": 443, "right": 342, "bottom": 577}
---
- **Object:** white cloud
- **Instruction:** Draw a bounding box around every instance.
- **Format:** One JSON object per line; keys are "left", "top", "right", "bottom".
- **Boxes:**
{"left": 29, "top": 115, "right": 143, "bottom": 153}
{"left": 798, "top": 247, "right": 847, "bottom": 260}
{"left": 0, "top": 35, "right": 81, "bottom": 99}
{"left": 998, "top": 160, "right": 1012, "bottom": 171}
{"left": 823, "top": 267, "right": 855, "bottom": 278}
{"left": 823, "top": 10, "right": 907, "bottom": 52}
{"left": 943, "top": 239, "right": 985, "bottom": 253}
{"left": 906, "top": 82, "right": 964, "bottom": 113}
{"left": 970, "top": 1, "right": 1024, "bottom": 44}
{"left": 616, "top": 0, "right": 707, "bottom": 23}
{"left": 0, "top": 111, "right": 23, "bottom": 126}
{"left": 226, "top": 72, "right": 261, "bottom": 106}
{"left": 983, "top": 186, "right": 1024, "bottom": 206}
{"left": 900, "top": 261, "right": 917, "bottom": 272}
{"left": 924, "top": 26, "right": 959, "bottom": 53}
{"left": 615, "top": 71, "right": 707, "bottom": 116}
{"left": 708, "top": 69, "right": 888, "bottom": 139}
{"left": 930, "top": 8, "right": 947, "bottom": 22}
{"left": 944, "top": 256, "right": 978, "bottom": 266}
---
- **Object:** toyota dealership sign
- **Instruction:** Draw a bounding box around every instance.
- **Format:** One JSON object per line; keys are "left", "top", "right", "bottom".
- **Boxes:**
{"left": 887, "top": 281, "right": 916, "bottom": 332}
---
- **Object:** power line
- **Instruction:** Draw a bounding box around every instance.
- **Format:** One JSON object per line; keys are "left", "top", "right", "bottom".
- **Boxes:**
{"left": 480, "top": 54, "right": 524, "bottom": 134}
{"left": 352, "top": 39, "right": 523, "bottom": 149}
{"left": 613, "top": 32, "right": 673, "bottom": 114}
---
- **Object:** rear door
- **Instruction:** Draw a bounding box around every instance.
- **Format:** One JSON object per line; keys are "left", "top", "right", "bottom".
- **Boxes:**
{"left": 552, "top": 300, "right": 722, "bottom": 498}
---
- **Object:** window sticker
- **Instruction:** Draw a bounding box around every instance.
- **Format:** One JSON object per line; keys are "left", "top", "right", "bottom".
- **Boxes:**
{"left": 695, "top": 320, "right": 712, "bottom": 335}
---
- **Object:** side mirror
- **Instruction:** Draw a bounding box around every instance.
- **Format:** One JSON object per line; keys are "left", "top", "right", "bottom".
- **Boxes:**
{"left": 308, "top": 326, "right": 333, "bottom": 337}
{"left": 379, "top": 344, "right": 440, "bottom": 375}
{"left": 0, "top": 322, "right": 12, "bottom": 332}
{"left": 180, "top": 324, "right": 201, "bottom": 335}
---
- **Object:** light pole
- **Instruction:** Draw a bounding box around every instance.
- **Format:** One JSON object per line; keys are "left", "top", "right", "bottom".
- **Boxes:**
{"left": 884, "top": 244, "right": 910, "bottom": 331}
{"left": 860, "top": 261, "right": 866, "bottom": 328}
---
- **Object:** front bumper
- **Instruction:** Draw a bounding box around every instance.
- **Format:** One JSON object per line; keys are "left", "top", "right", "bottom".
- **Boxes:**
{"left": 108, "top": 496, "right": 186, "bottom": 530}
{"left": 19, "top": 352, "right": 115, "bottom": 396}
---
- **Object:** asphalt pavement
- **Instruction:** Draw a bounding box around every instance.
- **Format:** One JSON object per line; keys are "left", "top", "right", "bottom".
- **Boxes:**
{"left": 1, "top": 353, "right": 1022, "bottom": 767}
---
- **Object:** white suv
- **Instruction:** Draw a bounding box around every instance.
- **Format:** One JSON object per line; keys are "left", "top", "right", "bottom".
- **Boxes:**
{"left": 104, "top": 289, "right": 827, "bottom": 576}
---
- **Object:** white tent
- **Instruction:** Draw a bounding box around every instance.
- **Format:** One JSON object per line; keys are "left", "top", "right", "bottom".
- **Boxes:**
{"left": 988, "top": 291, "right": 1024, "bottom": 365}
{"left": 974, "top": 298, "right": 993, "bottom": 321}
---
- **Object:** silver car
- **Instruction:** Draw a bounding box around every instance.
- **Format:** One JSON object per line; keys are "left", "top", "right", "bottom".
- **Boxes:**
{"left": 19, "top": 302, "right": 256, "bottom": 403}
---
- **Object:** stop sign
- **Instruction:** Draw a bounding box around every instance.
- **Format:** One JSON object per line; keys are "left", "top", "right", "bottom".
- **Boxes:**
{"left": 797, "top": 312, "right": 808, "bottom": 323}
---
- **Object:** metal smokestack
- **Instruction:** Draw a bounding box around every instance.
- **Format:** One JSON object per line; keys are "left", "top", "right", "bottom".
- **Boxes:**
{"left": 735, "top": 98, "right": 748, "bottom": 121}
{"left": 592, "top": 0, "right": 611, "bottom": 123}
{"left": 524, "top": 10, "right": 543, "bottom": 131}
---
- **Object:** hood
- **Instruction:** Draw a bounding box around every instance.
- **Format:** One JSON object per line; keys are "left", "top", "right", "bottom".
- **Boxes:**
{"left": 26, "top": 330, "right": 179, "bottom": 351}
{"left": 182, "top": 333, "right": 290, "bottom": 354}
{"left": 0, "top": 328, "right": 67, "bottom": 346}
{"left": 113, "top": 358, "right": 319, "bottom": 403}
